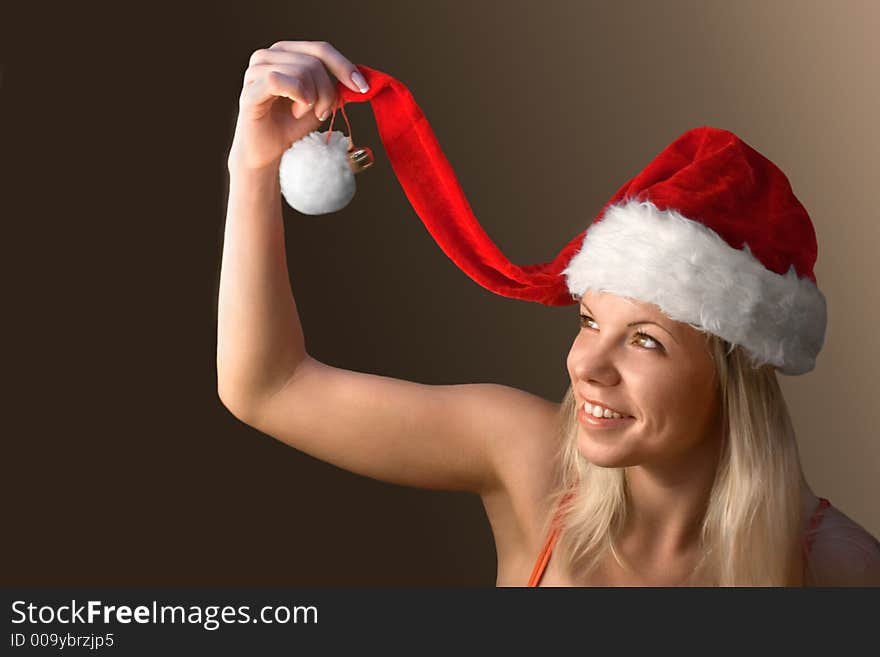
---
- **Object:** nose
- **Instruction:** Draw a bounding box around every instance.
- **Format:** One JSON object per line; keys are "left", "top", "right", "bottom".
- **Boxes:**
{"left": 569, "top": 337, "right": 622, "bottom": 386}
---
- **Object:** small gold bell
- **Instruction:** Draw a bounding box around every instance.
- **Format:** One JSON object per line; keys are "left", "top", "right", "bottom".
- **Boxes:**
{"left": 347, "top": 146, "right": 375, "bottom": 174}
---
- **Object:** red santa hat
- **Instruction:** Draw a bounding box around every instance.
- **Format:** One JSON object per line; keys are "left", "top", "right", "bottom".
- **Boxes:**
{"left": 279, "top": 64, "right": 826, "bottom": 376}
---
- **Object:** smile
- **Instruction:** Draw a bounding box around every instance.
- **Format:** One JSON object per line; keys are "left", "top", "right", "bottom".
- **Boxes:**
{"left": 578, "top": 403, "right": 636, "bottom": 428}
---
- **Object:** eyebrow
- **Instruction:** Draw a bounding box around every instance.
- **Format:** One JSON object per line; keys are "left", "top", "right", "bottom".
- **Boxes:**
{"left": 580, "top": 302, "right": 679, "bottom": 344}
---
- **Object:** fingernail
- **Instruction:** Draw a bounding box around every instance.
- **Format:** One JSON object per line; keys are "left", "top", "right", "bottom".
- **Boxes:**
{"left": 351, "top": 70, "right": 369, "bottom": 93}
{"left": 318, "top": 109, "right": 330, "bottom": 121}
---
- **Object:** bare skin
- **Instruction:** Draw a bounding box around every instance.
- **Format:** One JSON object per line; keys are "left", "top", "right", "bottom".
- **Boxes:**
{"left": 572, "top": 290, "right": 724, "bottom": 577}
{"left": 218, "top": 40, "right": 879, "bottom": 587}
{"left": 492, "top": 289, "right": 878, "bottom": 586}
{"left": 488, "top": 288, "right": 730, "bottom": 586}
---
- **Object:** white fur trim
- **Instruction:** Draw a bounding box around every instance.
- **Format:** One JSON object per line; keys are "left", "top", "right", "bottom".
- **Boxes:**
{"left": 561, "top": 200, "right": 826, "bottom": 375}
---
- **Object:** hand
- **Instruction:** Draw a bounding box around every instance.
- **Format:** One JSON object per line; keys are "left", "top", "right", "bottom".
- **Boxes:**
{"left": 227, "top": 40, "right": 369, "bottom": 173}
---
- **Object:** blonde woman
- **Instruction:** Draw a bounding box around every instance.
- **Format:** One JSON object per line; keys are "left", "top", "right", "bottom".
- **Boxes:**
{"left": 217, "top": 40, "right": 880, "bottom": 586}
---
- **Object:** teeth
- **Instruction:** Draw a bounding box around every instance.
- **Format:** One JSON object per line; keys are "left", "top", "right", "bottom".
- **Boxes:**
{"left": 584, "top": 401, "right": 626, "bottom": 419}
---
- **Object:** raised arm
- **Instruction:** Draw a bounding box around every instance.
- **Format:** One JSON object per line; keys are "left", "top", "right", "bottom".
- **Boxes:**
{"left": 216, "top": 40, "right": 560, "bottom": 497}
{"left": 238, "top": 356, "right": 559, "bottom": 494}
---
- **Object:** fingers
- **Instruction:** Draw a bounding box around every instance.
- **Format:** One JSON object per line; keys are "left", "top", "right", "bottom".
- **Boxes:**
{"left": 288, "top": 67, "right": 318, "bottom": 119}
{"left": 241, "top": 40, "right": 369, "bottom": 122}
{"left": 268, "top": 40, "right": 367, "bottom": 95}
{"left": 241, "top": 64, "right": 313, "bottom": 114}
{"left": 244, "top": 50, "right": 316, "bottom": 100}
{"left": 308, "top": 64, "right": 338, "bottom": 122}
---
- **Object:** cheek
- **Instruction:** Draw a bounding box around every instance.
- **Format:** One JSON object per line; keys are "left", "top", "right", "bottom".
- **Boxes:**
{"left": 645, "top": 363, "right": 719, "bottom": 438}
{"left": 631, "top": 361, "right": 712, "bottom": 420}
{"left": 565, "top": 344, "right": 582, "bottom": 379}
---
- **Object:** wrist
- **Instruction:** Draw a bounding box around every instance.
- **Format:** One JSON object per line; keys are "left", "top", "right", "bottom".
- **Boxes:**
{"left": 227, "top": 156, "right": 282, "bottom": 181}
{"left": 227, "top": 138, "right": 283, "bottom": 178}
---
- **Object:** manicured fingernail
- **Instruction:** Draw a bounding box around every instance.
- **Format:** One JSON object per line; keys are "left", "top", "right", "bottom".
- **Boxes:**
{"left": 351, "top": 70, "right": 369, "bottom": 93}
{"left": 318, "top": 109, "right": 330, "bottom": 121}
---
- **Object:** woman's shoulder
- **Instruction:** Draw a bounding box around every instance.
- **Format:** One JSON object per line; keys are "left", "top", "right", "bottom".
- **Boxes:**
{"left": 806, "top": 503, "right": 880, "bottom": 587}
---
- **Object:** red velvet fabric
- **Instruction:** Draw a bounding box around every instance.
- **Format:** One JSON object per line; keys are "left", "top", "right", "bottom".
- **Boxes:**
{"left": 332, "top": 65, "right": 817, "bottom": 306}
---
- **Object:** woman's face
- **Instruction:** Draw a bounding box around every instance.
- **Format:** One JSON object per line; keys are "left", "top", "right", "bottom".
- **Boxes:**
{"left": 566, "top": 289, "right": 721, "bottom": 468}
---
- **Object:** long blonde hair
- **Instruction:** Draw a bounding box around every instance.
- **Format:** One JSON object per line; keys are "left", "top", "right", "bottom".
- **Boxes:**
{"left": 542, "top": 332, "right": 809, "bottom": 586}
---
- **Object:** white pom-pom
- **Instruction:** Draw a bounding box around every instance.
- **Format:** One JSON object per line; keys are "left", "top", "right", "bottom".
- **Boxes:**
{"left": 279, "top": 130, "right": 355, "bottom": 215}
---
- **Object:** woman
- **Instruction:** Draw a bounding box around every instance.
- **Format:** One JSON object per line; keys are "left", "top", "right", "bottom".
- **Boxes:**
{"left": 217, "top": 40, "right": 880, "bottom": 586}
{"left": 533, "top": 289, "right": 854, "bottom": 586}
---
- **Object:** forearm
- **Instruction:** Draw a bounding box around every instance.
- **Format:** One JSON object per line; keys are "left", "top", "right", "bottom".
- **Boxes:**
{"left": 216, "top": 162, "right": 307, "bottom": 414}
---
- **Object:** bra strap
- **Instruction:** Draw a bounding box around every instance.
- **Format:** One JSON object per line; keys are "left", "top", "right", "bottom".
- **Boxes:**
{"left": 528, "top": 526, "right": 560, "bottom": 587}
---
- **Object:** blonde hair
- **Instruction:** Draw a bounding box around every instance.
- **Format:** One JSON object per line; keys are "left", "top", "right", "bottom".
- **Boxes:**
{"left": 542, "top": 331, "right": 809, "bottom": 586}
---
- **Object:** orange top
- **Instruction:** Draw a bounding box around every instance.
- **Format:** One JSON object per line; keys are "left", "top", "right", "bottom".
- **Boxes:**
{"left": 527, "top": 496, "right": 832, "bottom": 587}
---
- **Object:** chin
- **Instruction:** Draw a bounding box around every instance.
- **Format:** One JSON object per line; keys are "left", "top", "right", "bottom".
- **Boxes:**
{"left": 576, "top": 430, "right": 641, "bottom": 469}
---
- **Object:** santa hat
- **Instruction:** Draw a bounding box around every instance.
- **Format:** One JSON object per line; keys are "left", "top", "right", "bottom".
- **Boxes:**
{"left": 279, "top": 65, "right": 826, "bottom": 376}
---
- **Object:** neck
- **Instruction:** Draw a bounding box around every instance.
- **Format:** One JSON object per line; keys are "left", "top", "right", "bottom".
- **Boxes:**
{"left": 620, "top": 426, "right": 724, "bottom": 560}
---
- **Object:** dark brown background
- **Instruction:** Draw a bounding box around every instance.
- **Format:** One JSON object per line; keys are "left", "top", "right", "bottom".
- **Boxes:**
{"left": 2, "top": 0, "right": 877, "bottom": 585}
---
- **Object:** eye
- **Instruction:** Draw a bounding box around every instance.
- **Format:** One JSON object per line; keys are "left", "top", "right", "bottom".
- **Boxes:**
{"left": 578, "top": 313, "right": 664, "bottom": 352}
{"left": 633, "top": 330, "right": 662, "bottom": 351}
{"left": 578, "top": 313, "right": 598, "bottom": 330}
